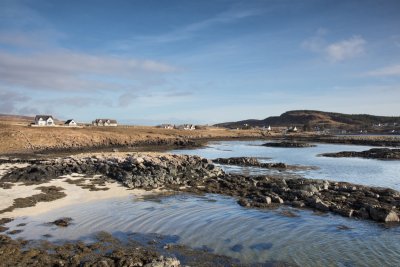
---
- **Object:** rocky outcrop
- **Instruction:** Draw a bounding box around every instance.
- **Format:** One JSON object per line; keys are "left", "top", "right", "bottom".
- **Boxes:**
{"left": 289, "top": 136, "right": 400, "bottom": 147}
{"left": 213, "top": 157, "right": 287, "bottom": 169}
{"left": 0, "top": 232, "right": 181, "bottom": 267}
{"left": 321, "top": 148, "right": 400, "bottom": 160}
{"left": 186, "top": 175, "right": 400, "bottom": 223}
{"left": 262, "top": 141, "right": 316, "bottom": 148}
{"left": 213, "top": 157, "right": 316, "bottom": 171}
{"left": 1, "top": 154, "right": 399, "bottom": 223}
{"left": 49, "top": 217, "right": 73, "bottom": 227}
{"left": 1, "top": 154, "right": 223, "bottom": 189}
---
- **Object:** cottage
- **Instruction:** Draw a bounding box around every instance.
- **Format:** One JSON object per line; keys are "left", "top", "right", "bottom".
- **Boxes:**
{"left": 176, "top": 124, "right": 195, "bottom": 130}
{"left": 287, "top": 126, "right": 298, "bottom": 133}
{"left": 64, "top": 119, "right": 77, "bottom": 127}
{"left": 92, "top": 119, "right": 118, "bottom": 126}
{"left": 159, "top": 124, "right": 175, "bottom": 129}
{"left": 34, "top": 115, "right": 54, "bottom": 126}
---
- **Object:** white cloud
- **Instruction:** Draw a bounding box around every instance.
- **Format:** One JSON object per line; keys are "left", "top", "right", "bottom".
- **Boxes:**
{"left": 0, "top": 50, "right": 177, "bottom": 91}
{"left": 325, "top": 36, "right": 366, "bottom": 62}
{"left": 366, "top": 64, "right": 400, "bottom": 77}
{"left": 302, "top": 32, "right": 366, "bottom": 62}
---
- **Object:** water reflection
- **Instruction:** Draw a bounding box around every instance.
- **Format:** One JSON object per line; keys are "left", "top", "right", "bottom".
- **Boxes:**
{"left": 6, "top": 193, "right": 400, "bottom": 266}
{"left": 171, "top": 140, "right": 400, "bottom": 190}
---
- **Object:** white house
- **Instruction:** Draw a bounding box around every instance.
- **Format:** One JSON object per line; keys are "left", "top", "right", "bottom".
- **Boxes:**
{"left": 176, "top": 124, "right": 196, "bottom": 130}
{"left": 92, "top": 119, "right": 118, "bottom": 126}
{"left": 34, "top": 115, "right": 54, "bottom": 126}
{"left": 159, "top": 124, "right": 175, "bottom": 129}
{"left": 64, "top": 119, "right": 77, "bottom": 127}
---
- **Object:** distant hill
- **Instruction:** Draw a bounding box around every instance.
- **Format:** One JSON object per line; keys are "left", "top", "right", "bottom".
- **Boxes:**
{"left": 215, "top": 110, "right": 400, "bottom": 130}
{"left": 0, "top": 114, "right": 35, "bottom": 123}
{"left": 0, "top": 114, "right": 61, "bottom": 125}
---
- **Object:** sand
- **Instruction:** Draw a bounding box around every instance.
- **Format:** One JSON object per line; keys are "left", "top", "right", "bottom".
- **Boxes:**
{"left": 0, "top": 163, "right": 161, "bottom": 218}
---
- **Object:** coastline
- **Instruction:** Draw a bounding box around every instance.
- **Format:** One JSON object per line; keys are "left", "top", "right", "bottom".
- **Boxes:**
{"left": 1, "top": 148, "right": 399, "bottom": 265}
{"left": 1, "top": 126, "right": 400, "bottom": 266}
{"left": 1, "top": 123, "right": 400, "bottom": 157}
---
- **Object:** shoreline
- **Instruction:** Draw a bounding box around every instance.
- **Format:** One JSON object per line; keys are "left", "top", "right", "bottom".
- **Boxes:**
{"left": 2, "top": 134, "right": 400, "bottom": 160}
{"left": 1, "top": 153, "right": 399, "bottom": 224}
{"left": 1, "top": 124, "right": 400, "bottom": 157}
{"left": 0, "top": 151, "right": 399, "bottom": 266}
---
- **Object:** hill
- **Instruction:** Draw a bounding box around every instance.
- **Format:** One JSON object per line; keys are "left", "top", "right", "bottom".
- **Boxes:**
{"left": 0, "top": 114, "right": 36, "bottom": 126}
{"left": 0, "top": 114, "right": 64, "bottom": 126}
{"left": 215, "top": 110, "right": 400, "bottom": 131}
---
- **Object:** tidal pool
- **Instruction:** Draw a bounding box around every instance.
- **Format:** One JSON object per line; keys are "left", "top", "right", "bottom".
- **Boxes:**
{"left": 4, "top": 140, "right": 400, "bottom": 266}
{"left": 171, "top": 140, "right": 400, "bottom": 190}
{"left": 6, "top": 193, "right": 400, "bottom": 266}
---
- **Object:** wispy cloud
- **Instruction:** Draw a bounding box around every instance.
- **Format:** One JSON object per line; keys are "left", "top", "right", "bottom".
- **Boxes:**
{"left": 366, "top": 64, "right": 400, "bottom": 77}
{"left": 0, "top": 50, "right": 177, "bottom": 91}
{"left": 118, "top": 92, "right": 137, "bottom": 107}
{"left": 0, "top": 90, "right": 31, "bottom": 114}
{"left": 302, "top": 31, "right": 366, "bottom": 62}
{"left": 325, "top": 36, "right": 366, "bottom": 62}
{"left": 113, "top": 7, "right": 264, "bottom": 49}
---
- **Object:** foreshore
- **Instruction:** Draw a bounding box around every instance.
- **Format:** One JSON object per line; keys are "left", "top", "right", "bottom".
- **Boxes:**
{"left": 1, "top": 126, "right": 400, "bottom": 265}
{"left": 1, "top": 124, "right": 400, "bottom": 157}
{"left": 1, "top": 153, "right": 399, "bottom": 223}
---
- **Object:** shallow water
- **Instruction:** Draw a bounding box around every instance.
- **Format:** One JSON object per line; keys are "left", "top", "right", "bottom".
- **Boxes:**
{"left": 7, "top": 193, "right": 400, "bottom": 266}
{"left": 171, "top": 140, "right": 400, "bottom": 190}
{"left": 4, "top": 140, "right": 400, "bottom": 266}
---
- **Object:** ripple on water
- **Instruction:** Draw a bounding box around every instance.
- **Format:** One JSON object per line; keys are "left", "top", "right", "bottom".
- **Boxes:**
{"left": 5, "top": 193, "right": 400, "bottom": 266}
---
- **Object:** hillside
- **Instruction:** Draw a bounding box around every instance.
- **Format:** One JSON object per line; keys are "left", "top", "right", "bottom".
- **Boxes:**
{"left": 0, "top": 114, "right": 34, "bottom": 124}
{"left": 0, "top": 114, "right": 63, "bottom": 126}
{"left": 215, "top": 110, "right": 400, "bottom": 131}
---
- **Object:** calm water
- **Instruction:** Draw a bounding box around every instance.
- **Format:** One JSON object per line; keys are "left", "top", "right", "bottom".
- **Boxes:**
{"left": 172, "top": 140, "right": 400, "bottom": 190}
{"left": 7, "top": 193, "right": 400, "bottom": 266}
{"left": 5, "top": 141, "right": 400, "bottom": 266}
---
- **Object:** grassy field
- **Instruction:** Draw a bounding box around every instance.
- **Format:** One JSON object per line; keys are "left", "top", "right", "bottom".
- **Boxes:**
{"left": 0, "top": 120, "right": 269, "bottom": 154}
{"left": 1, "top": 117, "right": 399, "bottom": 155}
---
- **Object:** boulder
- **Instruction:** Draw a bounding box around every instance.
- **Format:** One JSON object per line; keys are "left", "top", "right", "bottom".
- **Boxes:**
{"left": 369, "top": 206, "right": 400, "bottom": 222}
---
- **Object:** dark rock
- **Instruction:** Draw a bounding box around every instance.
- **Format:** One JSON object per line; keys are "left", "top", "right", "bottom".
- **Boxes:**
{"left": 49, "top": 217, "right": 73, "bottom": 227}
{"left": 262, "top": 142, "right": 316, "bottom": 148}
{"left": 213, "top": 157, "right": 289, "bottom": 169}
{"left": 368, "top": 206, "right": 400, "bottom": 222}
{"left": 7, "top": 229, "right": 23, "bottom": 235}
{"left": 321, "top": 148, "right": 400, "bottom": 160}
{"left": 230, "top": 244, "right": 243, "bottom": 252}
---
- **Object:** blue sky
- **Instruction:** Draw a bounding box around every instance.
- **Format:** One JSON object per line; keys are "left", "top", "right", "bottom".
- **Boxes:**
{"left": 0, "top": 0, "right": 399, "bottom": 124}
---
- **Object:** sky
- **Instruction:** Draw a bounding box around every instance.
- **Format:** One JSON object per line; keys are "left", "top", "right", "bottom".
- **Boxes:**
{"left": 0, "top": 0, "right": 400, "bottom": 125}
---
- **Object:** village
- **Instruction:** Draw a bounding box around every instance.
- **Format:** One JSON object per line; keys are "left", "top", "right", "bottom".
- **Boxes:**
{"left": 31, "top": 115, "right": 202, "bottom": 131}
{"left": 29, "top": 114, "right": 399, "bottom": 135}
{"left": 31, "top": 115, "right": 295, "bottom": 134}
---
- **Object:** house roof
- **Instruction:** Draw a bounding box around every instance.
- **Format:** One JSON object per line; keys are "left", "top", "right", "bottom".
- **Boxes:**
{"left": 35, "top": 115, "right": 53, "bottom": 120}
{"left": 65, "top": 119, "right": 75, "bottom": 124}
{"left": 94, "top": 119, "right": 117, "bottom": 124}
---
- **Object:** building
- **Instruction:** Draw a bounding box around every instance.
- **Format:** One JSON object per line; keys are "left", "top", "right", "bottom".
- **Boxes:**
{"left": 92, "top": 119, "right": 118, "bottom": 126}
{"left": 159, "top": 124, "right": 175, "bottom": 129}
{"left": 34, "top": 115, "right": 54, "bottom": 126}
{"left": 176, "top": 124, "right": 196, "bottom": 130}
{"left": 64, "top": 119, "right": 77, "bottom": 127}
